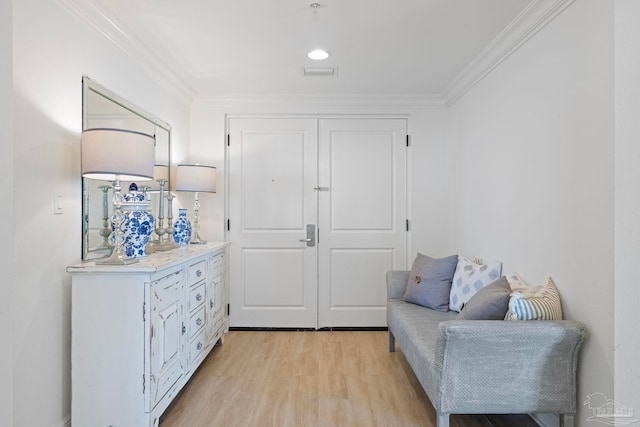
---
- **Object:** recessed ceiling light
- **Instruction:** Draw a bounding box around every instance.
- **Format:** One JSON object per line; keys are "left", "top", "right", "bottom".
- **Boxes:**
{"left": 307, "top": 49, "right": 330, "bottom": 60}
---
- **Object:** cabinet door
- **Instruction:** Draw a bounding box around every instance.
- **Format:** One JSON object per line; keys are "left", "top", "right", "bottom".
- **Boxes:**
{"left": 206, "top": 275, "right": 220, "bottom": 341}
{"left": 148, "top": 270, "right": 184, "bottom": 409}
{"left": 207, "top": 253, "right": 225, "bottom": 341}
{"left": 206, "top": 258, "right": 215, "bottom": 341}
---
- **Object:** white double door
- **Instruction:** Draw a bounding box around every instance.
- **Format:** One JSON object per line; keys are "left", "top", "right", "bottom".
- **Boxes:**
{"left": 228, "top": 117, "right": 407, "bottom": 328}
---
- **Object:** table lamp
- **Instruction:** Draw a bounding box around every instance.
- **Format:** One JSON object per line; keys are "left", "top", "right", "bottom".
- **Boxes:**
{"left": 81, "top": 128, "right": 155, "bottom": 264}
{"left": 175, "top": 164, "right": 217, "bottom": 244}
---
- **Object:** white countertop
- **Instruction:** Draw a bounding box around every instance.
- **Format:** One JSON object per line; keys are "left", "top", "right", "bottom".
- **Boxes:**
{"left": 67, "top": 241, "right": 230, "bottom": 274}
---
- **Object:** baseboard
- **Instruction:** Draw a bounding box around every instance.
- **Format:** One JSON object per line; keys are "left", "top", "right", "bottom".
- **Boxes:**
{"left": 229, "top": 327, "right": 389, "bottom": 332}
{"left": 530, "top": 412, "right": 559, "bottom": 427}
{"left": 317, "top": 327, "right": 388, "bottom": 331}
{"left": 58, "top": 414, "right": 71, "bottom": 427}
{"left": 229, "top": 327, "right": 316, "bottom": 332}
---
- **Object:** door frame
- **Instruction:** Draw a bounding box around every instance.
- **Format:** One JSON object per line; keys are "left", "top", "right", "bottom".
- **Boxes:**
{"left": 224, "top": 113, "right": 412, "bottom": 328}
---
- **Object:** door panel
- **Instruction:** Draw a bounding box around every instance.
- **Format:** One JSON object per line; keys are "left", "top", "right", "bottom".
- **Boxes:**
{"left": 241, "top": 248, "right": 306, "bottom": 307}
{"left": 318, "top": 119, "right": 407, "bottom": 328}
{"left": 148, "top": 272, "right": 184, "bottom": 408}
{"left": 241, "top": 133, "right": 306, "bottom": 230}
{"left": 330, "top": 132, "right": 394, "bottom": 230}
{"left": 228, "top": 118, "right": 318, "bottom": 328}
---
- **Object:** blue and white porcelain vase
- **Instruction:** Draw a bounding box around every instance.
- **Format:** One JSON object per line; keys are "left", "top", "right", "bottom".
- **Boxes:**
{"left": 173, "top": 208, "right": 192, "bottom": 245}
{"left": 111, "top": 183, "right": 155, "bottom": 258}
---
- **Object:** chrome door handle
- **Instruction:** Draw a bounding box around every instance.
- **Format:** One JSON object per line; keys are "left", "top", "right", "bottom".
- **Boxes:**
{"left": 300, "top": 224, "right": 316, "bottom": 247}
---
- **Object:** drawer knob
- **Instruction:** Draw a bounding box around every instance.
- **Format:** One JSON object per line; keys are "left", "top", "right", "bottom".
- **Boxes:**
{"left": 196, "top": 270, "right": 202, "bottom": 278}
{"left": 196, "top": 317, "right": 202, "bottom": 326}
{"left": 210, "top": 300, "right": 214, "bottom": 309}
{"left": 197, "top": 342, "right": 202, "bottom": 350}
{"left": 196, "top": 293, "right": 203, "bottom": 302}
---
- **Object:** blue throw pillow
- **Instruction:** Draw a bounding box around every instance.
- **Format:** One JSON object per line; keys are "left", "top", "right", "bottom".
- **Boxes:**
{"left": 403, "top": 253, "right": 459, "bottom": 311}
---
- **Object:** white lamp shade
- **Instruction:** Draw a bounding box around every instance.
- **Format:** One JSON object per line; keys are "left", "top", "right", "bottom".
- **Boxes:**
{"left": 153, "top": 164, "right": 170, "bottom": 182}
{"left": 175, "top": 164, "right": 217, "bottom": 193}
{"left": 81, "top": 128, "right": 155, "bottom": 181}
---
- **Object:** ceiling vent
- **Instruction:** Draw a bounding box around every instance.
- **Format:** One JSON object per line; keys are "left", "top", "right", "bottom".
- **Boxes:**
{"left": 302, "top": 67, "right": 338, "bottom": 77}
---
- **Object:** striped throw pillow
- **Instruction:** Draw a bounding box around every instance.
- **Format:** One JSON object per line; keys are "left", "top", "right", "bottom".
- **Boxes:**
{"left": 505, "top": 276, "right": 563, "bottom": 321}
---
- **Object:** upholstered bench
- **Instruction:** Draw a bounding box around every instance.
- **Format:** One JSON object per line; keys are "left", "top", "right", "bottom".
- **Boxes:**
{"left": 387, "top": 269, "right": 588, "bottom": 427}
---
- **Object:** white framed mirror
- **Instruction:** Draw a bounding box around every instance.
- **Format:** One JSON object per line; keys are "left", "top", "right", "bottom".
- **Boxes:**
{"left": 81, "top": 76, "right": 172, "bottom": 260}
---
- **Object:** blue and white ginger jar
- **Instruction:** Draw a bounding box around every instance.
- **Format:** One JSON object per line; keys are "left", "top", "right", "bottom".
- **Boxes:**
{"left": 111, "top": 183, "right": 155, "bottom": 258}
{"left": 173, "top": 208, "right": 192, "bottom": 245}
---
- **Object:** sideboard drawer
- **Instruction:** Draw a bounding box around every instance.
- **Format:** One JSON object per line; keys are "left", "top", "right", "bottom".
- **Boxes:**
{"left": 189, "top": 305, "right": 206, "bottom": 338}
{"left": 188, "top": 282, "right": 205, "bottom": 312}
{"left": 189, "top": 330, "right": 206, "bottom": 364}
{"left": 187, "top": 260, "right": 207, "bottom": 287}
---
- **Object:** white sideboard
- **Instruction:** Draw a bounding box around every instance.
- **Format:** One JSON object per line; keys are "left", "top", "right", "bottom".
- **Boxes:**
{"left": 67, "top": 242, "right": 229, "bottom": 427}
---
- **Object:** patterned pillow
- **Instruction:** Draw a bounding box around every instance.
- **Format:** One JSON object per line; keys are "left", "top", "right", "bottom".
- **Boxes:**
{"left": 403, "top": 253, "right": 459, "bottom": 311}
{"left": 505, "top": 276, "right": 563, "bottom": 320}
{"left": 449, "top": 257, "right": 502, "bottom": 312}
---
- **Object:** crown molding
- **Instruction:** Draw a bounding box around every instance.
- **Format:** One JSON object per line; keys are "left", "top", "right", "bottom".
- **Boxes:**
{"left": 57, "top": 0, "right": 575, "bottom": 110}
{"left": 194, "top": 93, "right": 446, "bottom": 109}
{"left": 441, "top": 0, "right": 576, "bottom": 106}
{"left": 56, "top": 0, "right": 197, "bottom": 106}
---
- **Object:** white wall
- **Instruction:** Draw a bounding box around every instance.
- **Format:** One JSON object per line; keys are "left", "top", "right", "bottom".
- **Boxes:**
{"left": 1, "top": 0, "right": 14, "bottom": 426}
{"left": 447, "top": 0, "right": 613, "bottom": 423}
{"left": 614, "top": 0, "right": 640, "bottom": 416}
{"left": 188, "top": 98, "right": 452, "bottom": 263}
{"left": 11, "top": 0, "right": 191, "bottom": 425}
{"left": 408, "top": 107, "right": 453, "bottom": 258}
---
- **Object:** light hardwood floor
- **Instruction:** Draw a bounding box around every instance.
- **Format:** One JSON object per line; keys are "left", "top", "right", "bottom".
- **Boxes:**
{"left": 160, "top": 331, "right": 538, "bottom": 427}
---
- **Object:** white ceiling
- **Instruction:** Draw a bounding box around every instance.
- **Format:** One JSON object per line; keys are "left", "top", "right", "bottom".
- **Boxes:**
{"left": 89, "top": 0, "right": 533, "bottom": 98}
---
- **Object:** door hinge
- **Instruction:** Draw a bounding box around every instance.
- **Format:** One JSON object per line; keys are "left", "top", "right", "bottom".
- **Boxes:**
{"left": 142, "top": 374, "right": 145, "bottom": 394}
{"left": 227, "top": 134, "right": 230, "bottom": 146}
{"left": 227, "top": 303, "right": 230, "bottom": 316}
{"left": 227, "top": 219, "right": 230, "bottom": 231}
{"left": 142, "top": 301, "right": 146, "bottom": 322}
{"left": 406, "top": 219, "right": 410, "bottom": 231}
{"left": 406, "top": 135, "right": 410, "bottom": 147}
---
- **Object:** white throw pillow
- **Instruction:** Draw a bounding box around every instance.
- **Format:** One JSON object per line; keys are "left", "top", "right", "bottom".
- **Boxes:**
{"left": 449, "top": 256, "right": 502, "bottom": 312}
{"left": 506, "top": 272, "right": 529, "bottom": 293}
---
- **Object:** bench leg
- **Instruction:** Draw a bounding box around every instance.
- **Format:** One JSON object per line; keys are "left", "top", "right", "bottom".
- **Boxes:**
{"left": 437, "top": 413, "right": 450, "bottom": 427}
{"left": 389, "top": 331, "right": 395, "bottom": 352}
{"left": 560, "top": 414, "right": 575, "bottom": 427}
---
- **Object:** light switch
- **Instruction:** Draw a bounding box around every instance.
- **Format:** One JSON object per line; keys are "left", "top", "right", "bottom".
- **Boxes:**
{"left": 54, "top": 192, "right": 64, "bottom": 215}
